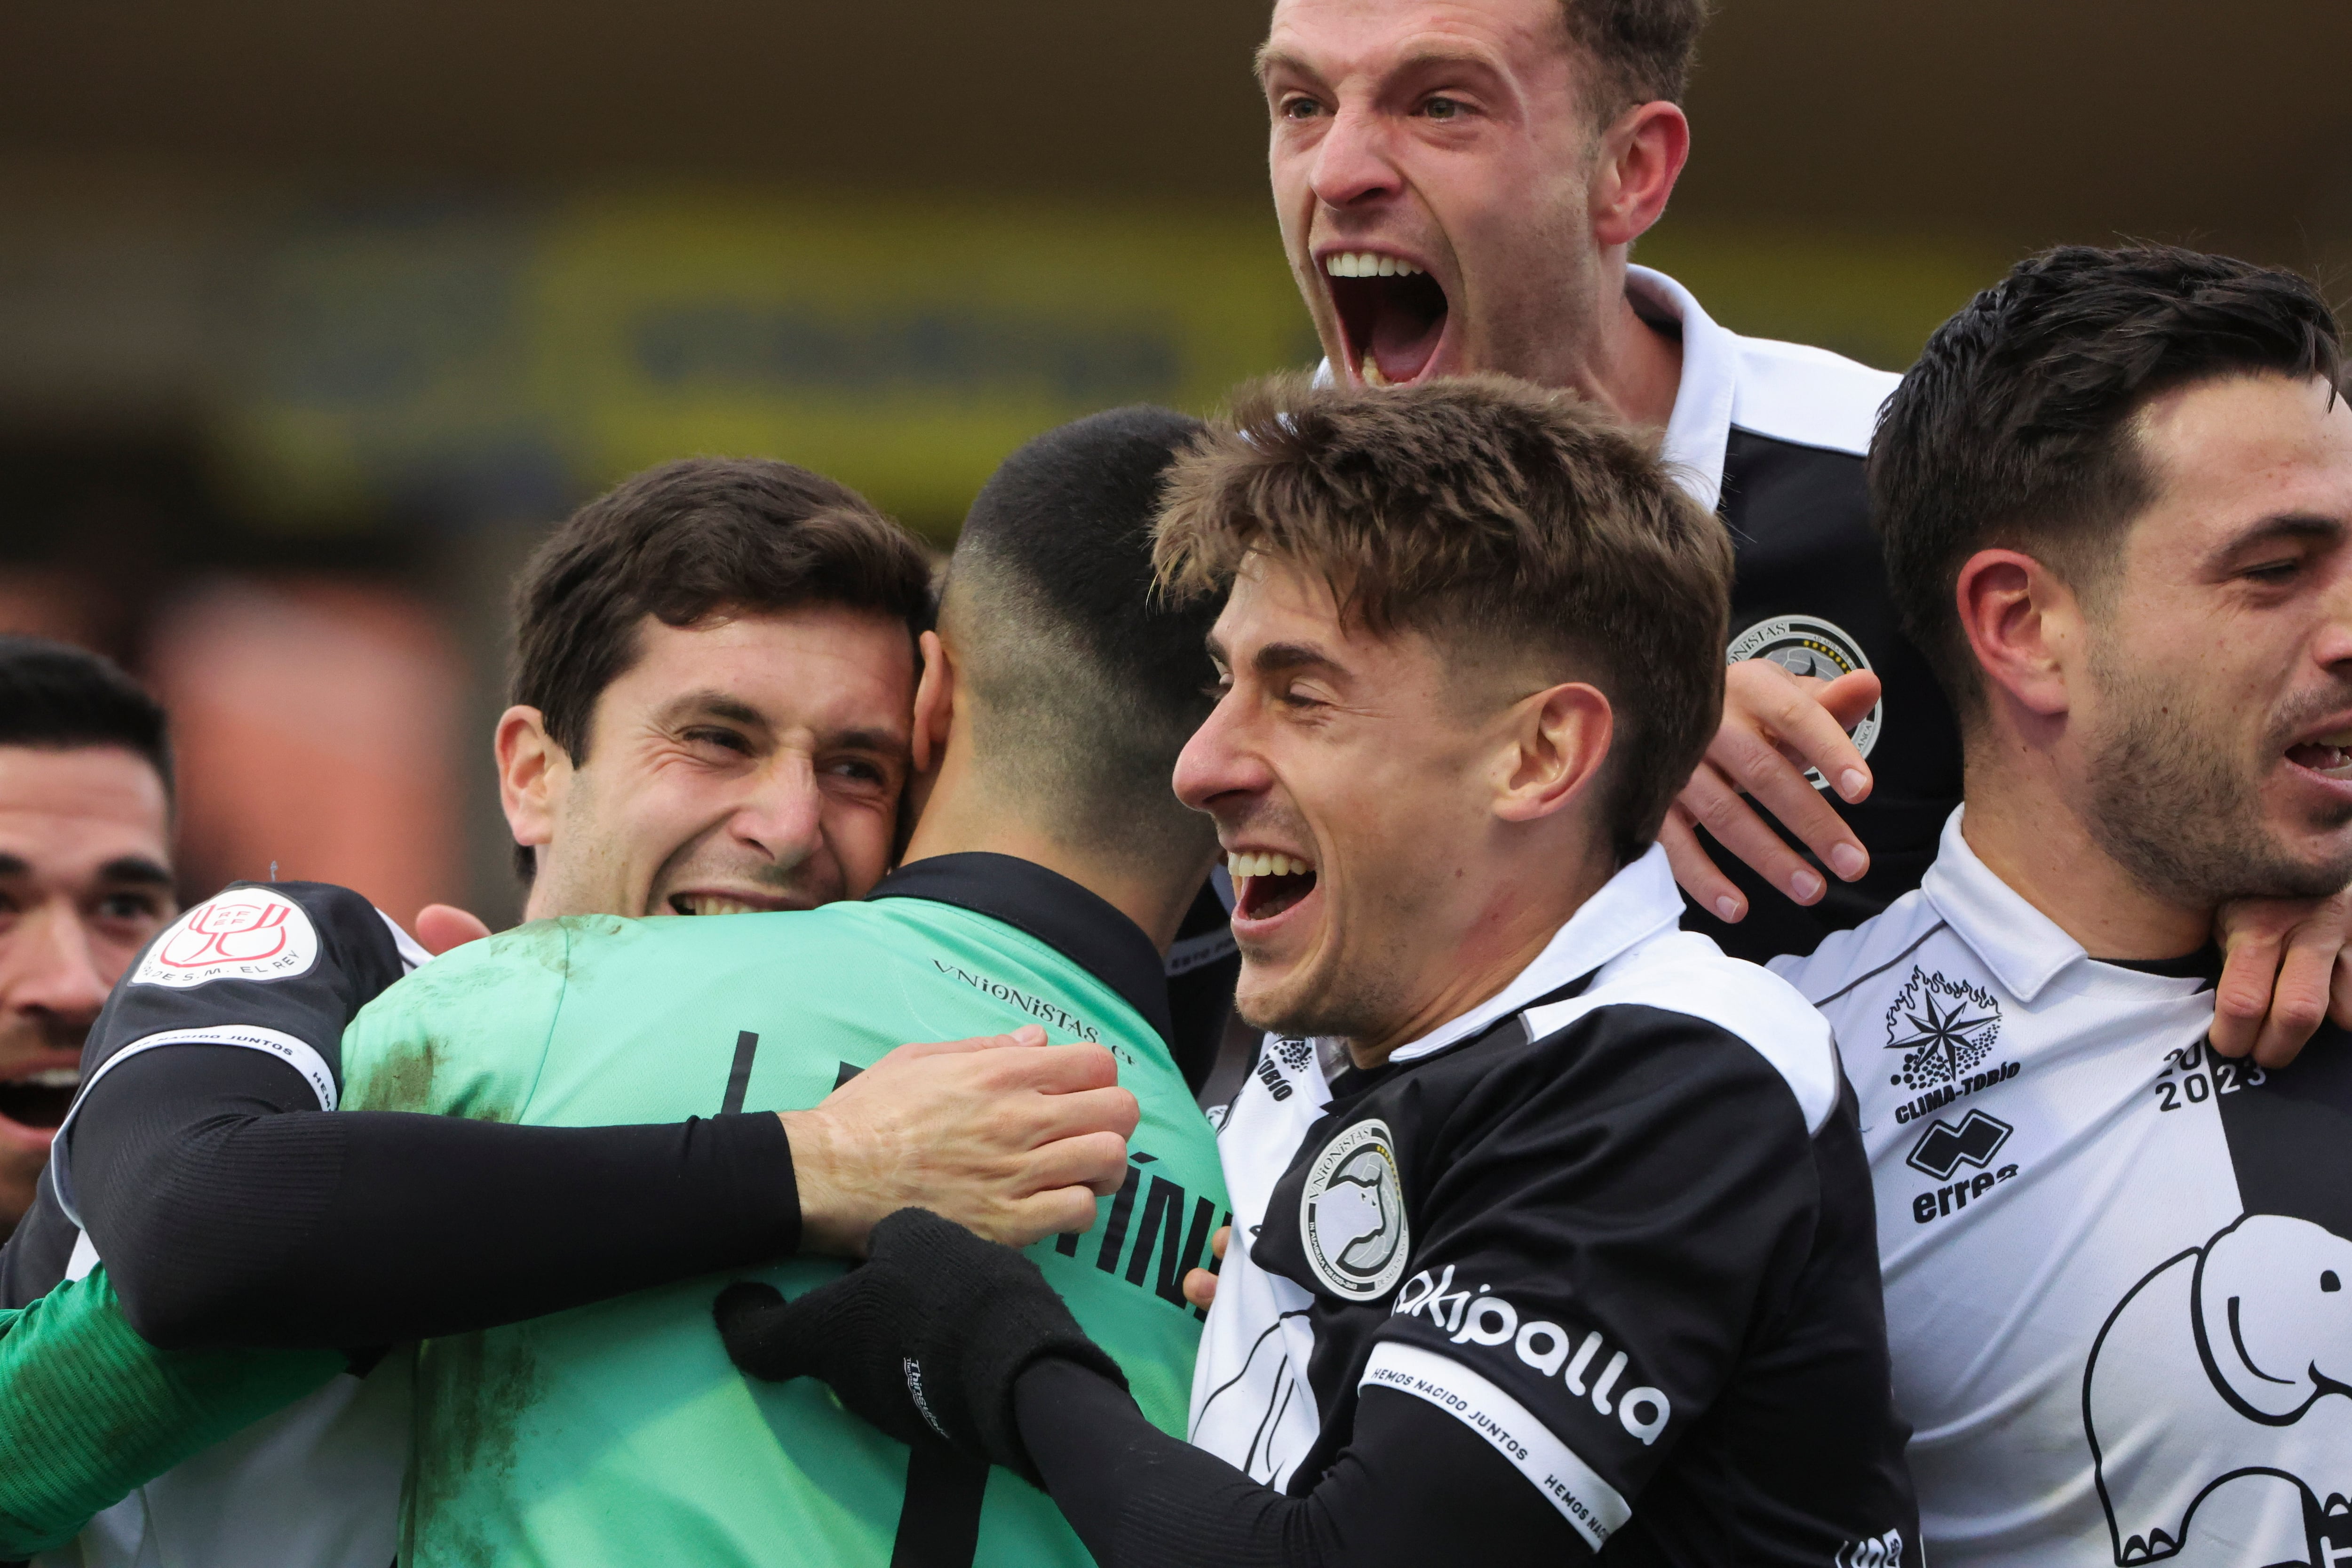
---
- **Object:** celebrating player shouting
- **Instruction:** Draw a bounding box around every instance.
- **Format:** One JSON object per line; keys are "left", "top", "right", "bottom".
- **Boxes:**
{"left": 1781, "top": 246, "right": 2352, "bottom": 1565}
{"left": 1252, "top": 0, "right": 2347, "bottom": 1060}
{"left": 727, "top": 375, "right": 1920, "bottom": 1567}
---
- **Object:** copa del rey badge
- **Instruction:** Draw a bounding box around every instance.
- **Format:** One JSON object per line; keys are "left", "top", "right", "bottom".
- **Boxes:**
{"left": 133, "top": 887, "right": 321, "bottom": 989}
{"left": 1300, "top": 1119, "right": 1410, "bottom": 1301}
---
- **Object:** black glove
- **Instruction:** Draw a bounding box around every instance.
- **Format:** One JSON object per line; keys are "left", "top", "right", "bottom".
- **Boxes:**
{"left": 713, "top": 1207, "right": 1127, "bottom": 1486}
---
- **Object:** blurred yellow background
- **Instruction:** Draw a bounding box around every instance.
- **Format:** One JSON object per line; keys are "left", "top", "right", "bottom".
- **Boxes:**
{"left": 1, "top": 0, "right": 2344, "bottom": 921}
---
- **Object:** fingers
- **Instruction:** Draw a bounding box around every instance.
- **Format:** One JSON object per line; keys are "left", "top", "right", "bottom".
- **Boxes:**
{"left": 1022, "top": 1085, "right": 1141, "bottom": 1147}
{"left": 2209, "top": 924, "right": 2278, "bottom": 1060}
{"left": 1705, "top": 723, "right": 1870, "bottom": 886}
{"left": 1722, "top": 661, "right": 1877, "bottom": 805}
{"left": 1210, "top": 1225, "right": 1230, "bottom": 1262}
{"left": 1183, "top": 1267, "right": 1218, "bottom": 1309}
{"left": 985, "top": 1186, "right": 1106, "bottom": 1249}
{"left": 868, "top": 1025, "right": 1052, "bottom": 1067}
{"left": 414, "top": 903, "right": 493, "bottom": 955}
{"left": 1020, "top": 1129, "right": 1133, "bottom": 1199}
{"left": 1678, "top": 762, "right": 1830, "bottom": 906}
{"left": 1660, "top": 806, "right": 1746, "bottom": 923}
{"left": 2254, "top": 929, "right": 2334, "bottom": 1068}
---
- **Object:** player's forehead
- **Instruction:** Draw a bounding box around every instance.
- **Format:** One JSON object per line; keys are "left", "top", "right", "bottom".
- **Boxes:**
{"left": 1260, "top": 0, "right": 1565, "bottom": 84}
{"left": 612, "top": 605, "right": 917, "bottom": 743}
{"left": 2127, "top": 374, "right": 2352, "bottom": 571}
{"left": 0, "top": 744, "right": 172, "bottom": 889}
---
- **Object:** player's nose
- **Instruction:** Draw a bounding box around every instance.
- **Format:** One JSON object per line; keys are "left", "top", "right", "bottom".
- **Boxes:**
{"left": 1173, "top": 699, "right": 1270, "bottom": 816}
{"left": 733, "top": 756, "right": 827, "bottom": 868}
{"left": 1308, "top": 103, "right": 1401, "bottom": 209}
{"left": 3, "top": 902, "right": 111, "bottom": 1025}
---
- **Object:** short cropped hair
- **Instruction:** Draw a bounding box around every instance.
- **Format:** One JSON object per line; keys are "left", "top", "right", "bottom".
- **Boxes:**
{"left": 1870, "top": 245, "right": 2345, "bottom": 720}
{"left": 0, "top": 636, "right": 172, "bottom": 798}
{"left": 510, "top": 457, "right": 935, "bottom": 875}
{"left": 1564, "top": 0, "right": 1709, "bottom": 113}
{"left": 946, "top": 407, "right": 1221, "bottom": 862}
{"left": 1155, "top": 373, "right": 1733, "bottom": 866}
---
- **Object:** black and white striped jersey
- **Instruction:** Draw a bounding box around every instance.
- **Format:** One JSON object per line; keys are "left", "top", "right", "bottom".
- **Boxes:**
{"left": 1775, "top": 810, "right": 2352, "bottom": 1567}
{"left": 1192, "top": 848, "right": 1919, "bottom": 1565}
{"left": 1629, "top": 267, "right": 1965, "bottom": 966}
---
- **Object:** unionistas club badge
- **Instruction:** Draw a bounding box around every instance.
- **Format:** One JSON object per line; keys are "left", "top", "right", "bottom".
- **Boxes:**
{"left": 1299, "top": 1118, "right": 1410, "bottom": 1301}
{"left": 1727, "top": 614, "right": 1883, "bottom": 780}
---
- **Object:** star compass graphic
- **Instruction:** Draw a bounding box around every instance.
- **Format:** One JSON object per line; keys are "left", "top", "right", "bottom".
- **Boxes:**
{"left": 1883, "top": 968, "right": 2003, "bottom": 1091}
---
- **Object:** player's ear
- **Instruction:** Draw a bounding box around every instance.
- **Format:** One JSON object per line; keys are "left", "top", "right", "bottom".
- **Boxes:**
{"left": 1490, "top": 680, "right": 1613, "bottom": 827}
{"left": 1956, "top": 549, "right": 2077, "bottom": 722}
{"left": 911, "top": 630, "right": 955, "bottom": 777}
{"left": 495, "top": 705, "right": 564, "bottom": 858}
{"left": 1589, "top": 100, "right": 1689, "bottom": 250}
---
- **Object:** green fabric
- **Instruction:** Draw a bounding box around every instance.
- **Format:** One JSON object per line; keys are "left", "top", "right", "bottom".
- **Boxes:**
{"left": 341, "top": 899, "right": 1228, "bottom": 1568}
{"left": 0, "top": 1266, "right": 342, "bottom": 1557}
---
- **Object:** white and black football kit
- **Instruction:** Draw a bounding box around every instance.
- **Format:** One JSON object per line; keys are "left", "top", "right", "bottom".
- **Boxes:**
{"left": 1776, "top": 811, "right": 2352, "bottom": 1567}
{"left": 1627, "top": 267, "right": 1963, "bottom": 964}
{"left": 0, "top": 881, "right": 804, "bottom": 1568}
{"left": 1010, "top": 848, "right": 1916, "bottom": 1567}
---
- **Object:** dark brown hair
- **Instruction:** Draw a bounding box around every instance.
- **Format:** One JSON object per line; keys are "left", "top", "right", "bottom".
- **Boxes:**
{"left": 1155, "top": 373, "right": 1732, "bottom": 864}
{"left": 1870, "top": 245, "right": 2345, "bottom": 722}
{"left": 509, "top": 457, "right": 934, "bottom": 872}
{"left": 1563, "top": 0, "right": 1710, "bottom": 113}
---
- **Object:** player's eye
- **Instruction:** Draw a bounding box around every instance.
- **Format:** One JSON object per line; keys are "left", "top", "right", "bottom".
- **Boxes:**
{"left": 1421, "top": 95, "right": 1464, "bottom": 120}
{"left": 95, "top": 891, "right": 162, "bottom": 923}
{"left": 2242, "top": 556, "right": 2303, "bottom": 582}
{"left": 1277, "top": 94, "right": 1325, "bottom": 121}
{"left": 826, "top": 757, "right": 889, "bottom": 786}
{"left": 684, "top": 726, "right": 755, "bottom": 756}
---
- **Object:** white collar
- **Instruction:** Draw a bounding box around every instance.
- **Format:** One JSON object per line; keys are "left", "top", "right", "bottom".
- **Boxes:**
{"left": 1382, "top": 844, "right": 1686, "bottom": 1066}
{"left": 1918, "top": 807, "right": 2090, "bottom": 1003}
{"left": 1625, "top": 264, "right": 1739, "bottom": 513}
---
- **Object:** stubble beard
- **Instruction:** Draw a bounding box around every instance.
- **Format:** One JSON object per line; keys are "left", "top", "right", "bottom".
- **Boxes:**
{"left": 2082, "top": 663, "right": 2352, "bottom": 908}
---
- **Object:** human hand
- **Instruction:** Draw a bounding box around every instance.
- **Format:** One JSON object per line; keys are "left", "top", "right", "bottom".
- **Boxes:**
{"left": 414, "top": 904, "right": 493, "bottom": 954}
{"left": 2211, "top": 890, "right": 2352, "bottom": 1068}
{"left": 713, "top": 1207, "right": 1126, "bottom": 1485}
{"left": 781, "top": 1025, "right": 1138, "bottom": 1256}
{"left": 1181, "top": 1225, "right": 1230, "bottom": 1310}
{"left": 1661, "top": 661, "right": 1883, "bottom": 923}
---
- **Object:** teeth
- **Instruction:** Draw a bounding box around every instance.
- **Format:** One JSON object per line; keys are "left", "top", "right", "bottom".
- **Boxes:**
{"left": 1324, "top": 251, "right": 1422, "bottom": 279}
{"left": 1226, "top": 852, "right": 1314, "bottom": 879}
{"left": 1361, "top": 354, "right": 1390, "bottom": 388}
{"left": 12, "top": 1070, "right": 77, "bottom": 1090}
{"left": 675, "top": 895, "right": 761, "bottom": 917}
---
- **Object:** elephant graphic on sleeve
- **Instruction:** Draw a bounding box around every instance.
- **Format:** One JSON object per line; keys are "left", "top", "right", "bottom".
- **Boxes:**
{"left": 2084, "top": 1213, "right": 2352, "bottom": 1566}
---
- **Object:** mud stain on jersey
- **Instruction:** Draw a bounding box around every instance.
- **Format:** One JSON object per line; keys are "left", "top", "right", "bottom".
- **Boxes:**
{"left": 410, "top": 1325, "right": 544, "bottom": 1562}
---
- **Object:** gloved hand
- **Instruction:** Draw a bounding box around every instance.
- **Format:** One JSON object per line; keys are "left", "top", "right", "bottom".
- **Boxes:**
{"left": 713, "top": 1207, "right": 1126, "bottom": 1486}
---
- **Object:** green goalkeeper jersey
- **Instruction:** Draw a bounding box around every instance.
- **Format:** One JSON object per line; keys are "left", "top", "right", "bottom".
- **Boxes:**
{"left": 339, "top": 853, "right": 1229, "bottom": 1568}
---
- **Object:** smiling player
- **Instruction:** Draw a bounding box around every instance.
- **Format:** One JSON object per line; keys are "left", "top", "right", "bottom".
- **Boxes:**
{"left": 1780, "top": 247, "right": 2352, "bottom": 1566}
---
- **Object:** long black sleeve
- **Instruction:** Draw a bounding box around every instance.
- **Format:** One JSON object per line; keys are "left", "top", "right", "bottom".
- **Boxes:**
{"left": 70, "top": 1044, "right": 799, "bottom": 1349}
{"left": 1013, "top": 1355, "right": 1578, "bottom": 1568}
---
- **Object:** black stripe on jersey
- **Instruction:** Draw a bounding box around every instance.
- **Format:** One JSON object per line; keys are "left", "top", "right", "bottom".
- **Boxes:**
{"left": 891, "top": 1446, "right": 988, "bottom": 1568}
{"left": 2214, "top": 1022, "right": 2352, "bottom": 1237}
{"left": 721, "top": 1031, "right": 761, "bottom": 1115}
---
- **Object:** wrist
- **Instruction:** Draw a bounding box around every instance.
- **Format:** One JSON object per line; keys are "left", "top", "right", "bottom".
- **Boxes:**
{"left": 776, "top": 1109, "right": 866, "bottom": 1258}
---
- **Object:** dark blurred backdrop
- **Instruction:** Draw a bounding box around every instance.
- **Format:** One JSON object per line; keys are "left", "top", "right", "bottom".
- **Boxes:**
{"left": 2, "top": 0, "right": 2344, "bottom": 924}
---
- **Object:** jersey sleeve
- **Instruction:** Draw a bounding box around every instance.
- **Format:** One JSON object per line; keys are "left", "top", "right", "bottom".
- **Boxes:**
{"left": 53, "top": 881, "right": 414, "bottom": 1229}
{"left": 1351, "top": 1006, "right": 1823, "bottom": 1551}
{"left": 0, "top": 1264, "right": 341, "bottom": 1557}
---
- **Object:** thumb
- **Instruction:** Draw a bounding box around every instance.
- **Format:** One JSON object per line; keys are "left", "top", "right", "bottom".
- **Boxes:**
{"left": 1815, "top": 669, "right": 1883, "bottom": 732}
{"left": 873, "top": 1024, "right": 1050, "bottom": 1065}
{"left": 415, "top": 904, "right": 493, "bottom": 955}
{"left": 714, "top": 1281, "right": 826, "bottom": 1383}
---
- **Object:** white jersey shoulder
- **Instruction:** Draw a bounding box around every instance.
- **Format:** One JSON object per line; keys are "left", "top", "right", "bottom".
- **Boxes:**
{"left": 1770, "top": 885, "right": 1946, "bottom": 1008}
{"left": 1728, "top": 333, "right": 1901, "bottom": 459}
{"left": 1530, "top": 929, "right": 1842, "bottom": 1136}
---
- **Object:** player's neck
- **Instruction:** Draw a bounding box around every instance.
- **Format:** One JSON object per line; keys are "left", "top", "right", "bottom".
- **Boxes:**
{"left": 1960, "top": 754, "right": 2212, "bottom": 962}
{"left": 902, "top": 764, "right": 1206, "bottom": 953}
{"left": 1573, "top": 269, "right": 1683, "bottom": 434}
